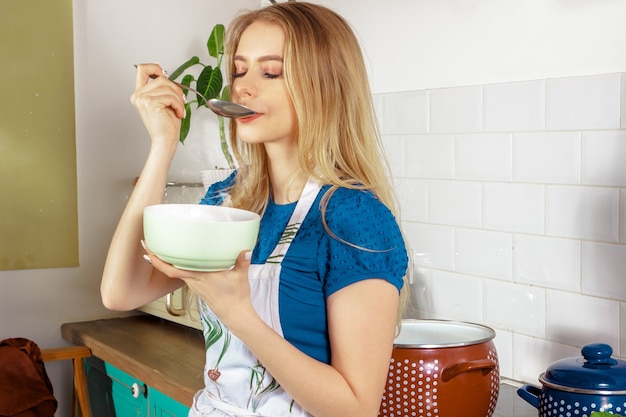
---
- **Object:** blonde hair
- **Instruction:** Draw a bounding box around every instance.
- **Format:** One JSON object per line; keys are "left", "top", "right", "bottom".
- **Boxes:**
{"left": 224, "top": 2, "right": 408, "bottom": 326}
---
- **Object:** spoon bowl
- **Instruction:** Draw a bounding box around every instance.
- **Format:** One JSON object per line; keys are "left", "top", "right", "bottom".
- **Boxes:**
{"left": 207, "top": 99, "right": 256, "bottom": 119}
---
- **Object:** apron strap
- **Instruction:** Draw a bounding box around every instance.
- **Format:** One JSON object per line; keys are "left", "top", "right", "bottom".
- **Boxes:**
{"left": 266, "top": 178, "right": 321, "bottom": 264}
{"left": 198, "top": 390, "right": 264, "bottom": 416}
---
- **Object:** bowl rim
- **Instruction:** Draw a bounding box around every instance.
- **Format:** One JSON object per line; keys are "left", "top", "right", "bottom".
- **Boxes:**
{"left": 144, "top": 204, "right": 260, "bottom": 222}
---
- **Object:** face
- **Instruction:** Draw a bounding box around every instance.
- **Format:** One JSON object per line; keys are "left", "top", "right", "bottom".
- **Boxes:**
{"left": 232, "top": 22, "right": 297, "bottom": 148}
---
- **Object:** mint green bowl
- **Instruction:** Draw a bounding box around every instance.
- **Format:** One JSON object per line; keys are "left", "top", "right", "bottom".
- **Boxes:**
{"left": 143, "top": 204, "right": 260, "bottom": 271}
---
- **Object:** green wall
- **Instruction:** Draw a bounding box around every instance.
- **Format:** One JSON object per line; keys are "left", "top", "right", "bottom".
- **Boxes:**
{"left": 0, "top": 0, "right": 78, "bottom": 270}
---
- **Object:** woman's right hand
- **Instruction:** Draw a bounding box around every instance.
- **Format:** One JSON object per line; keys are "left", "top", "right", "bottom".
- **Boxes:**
{"left": 131, "top": 63, "right": 185, "bottom": 149}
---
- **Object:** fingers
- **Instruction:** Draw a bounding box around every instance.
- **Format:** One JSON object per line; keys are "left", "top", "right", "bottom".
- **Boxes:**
{"left": 131, "top": 63, "right": 186, "bottom": 125}
{"left": 237, "top": 250, "right": 253, "bottom": 267}
{"left": 134, "top": 63, "right": 166, "bottom": 90}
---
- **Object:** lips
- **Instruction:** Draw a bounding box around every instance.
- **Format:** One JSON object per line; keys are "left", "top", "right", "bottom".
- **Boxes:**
{"left": 236, "top": 113, "right": 262, "bottom": 123}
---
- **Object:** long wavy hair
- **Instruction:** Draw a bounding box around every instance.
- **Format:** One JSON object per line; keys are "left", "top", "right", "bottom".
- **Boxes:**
{"left": 223, "top": 2, "right": 409, "bottom": 326}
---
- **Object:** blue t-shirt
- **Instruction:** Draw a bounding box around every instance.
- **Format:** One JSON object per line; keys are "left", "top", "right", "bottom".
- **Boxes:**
{"left": 200, "top": 173, "right": 407, "bottom": 364}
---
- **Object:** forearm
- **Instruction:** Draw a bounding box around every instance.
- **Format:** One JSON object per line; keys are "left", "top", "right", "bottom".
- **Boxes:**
{"left": 101, "top": 145, "right": 182, "bottom": 310}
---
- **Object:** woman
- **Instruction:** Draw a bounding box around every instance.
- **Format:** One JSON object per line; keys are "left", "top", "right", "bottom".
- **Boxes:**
{"left": 101, "top": 3, "right": 408, "bottom": 417}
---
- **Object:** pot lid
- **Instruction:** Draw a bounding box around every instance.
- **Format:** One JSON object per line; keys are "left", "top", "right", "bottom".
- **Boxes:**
{"left": 394, "top": 319, "right": 495, "bottom": 348}
{"left": 540, "top": 343, "right": 626, "bottom": 393}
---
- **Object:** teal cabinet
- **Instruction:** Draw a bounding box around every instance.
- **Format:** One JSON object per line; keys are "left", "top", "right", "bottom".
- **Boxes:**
{"left": 151, "top": 387, "right": 192, "bottom": 417}
{"left": 85, "top": 356, "right": 190, "bottom": 417}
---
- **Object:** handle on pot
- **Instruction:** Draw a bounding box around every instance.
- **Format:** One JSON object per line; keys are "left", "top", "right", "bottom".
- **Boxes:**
{"left": 441, "top": 359, "right": 497, "bottom": 382}
{"left": 516, "top": 384, "right": 541, "bottom": 409}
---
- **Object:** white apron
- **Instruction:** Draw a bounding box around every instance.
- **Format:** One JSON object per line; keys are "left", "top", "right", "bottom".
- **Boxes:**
{"left": 189, "top": 180, "right": 321, "bottom": 417}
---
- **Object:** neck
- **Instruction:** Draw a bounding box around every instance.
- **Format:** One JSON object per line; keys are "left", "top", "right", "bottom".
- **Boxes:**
{"left": 265, "top": 143, "right": 306, "bottom": 204}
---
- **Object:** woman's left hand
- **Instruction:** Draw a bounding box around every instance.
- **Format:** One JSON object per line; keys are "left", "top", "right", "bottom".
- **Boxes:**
{"left": 142, "top": 244, "right": 255, "bottom": 326}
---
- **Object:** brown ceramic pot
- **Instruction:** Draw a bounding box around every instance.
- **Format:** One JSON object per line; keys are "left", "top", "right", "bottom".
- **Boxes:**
{"left": 379, "top": 320, "right": 500, "bottom": 417}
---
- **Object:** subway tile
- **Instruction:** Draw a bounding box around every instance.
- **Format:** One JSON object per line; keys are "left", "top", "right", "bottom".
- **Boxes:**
{"left": 429, "top": 180, "right": 482, "bottom": 227}
{"left": 546, "top": 73, "right": 621, "bottom": 130}
{"left": 582, "top": 131, "right": 626, "bottom": 186}
{"left": 381, "top": 90, "right": 429, "bottom": 135}
{"left": 484, "top": 280, "right": 546, "bottom": 338}
{"left": 456, "top": 228, "right": 513, "bottom": 281}
{"left": 492, "top": 329, "right": 513, "bottom": 379}
{"left": 483, "top": 183, "right": 545, "bottom": 234}
{"left": 515, "top": 235, "right": 581, "bottom": 292}
{"left": 395, "top": 178, "right": 428, "bottom": 223}
{"left": 582, "top": 241, "right": 626, "bottom": 301}
{"left": 513, "top": 132, "right": 581, "bottom": 184}
{"left": 546, "top": 185, "right": 619, "bottom": 242}
{"left": 546, "top": 289, "right": 619, "bottom": 349}
{"left": 382, "top": 134, "right": 406, "bottom": 177}
{"left": 456, "top": 133, "right": 512, "bottom": 181}
{"left": 405, "top": 266, "right": 432, "bottom": 319}
{"left": 429, "top": 270, "right": 483, "bottom": 323}
{"left": 404, "top": 134, "right": 455, "bottom": 179}
{"left": 402, "top": 222, "right": 455, "bottom": 271}
{"left": 512, "top": 335, "right": 580, "bottom": 385}
{"left": 430, "top": 85, "right": 482, "bottom": 133}
{"left": 484, "top": 80, "right": 545, "bottom": 132}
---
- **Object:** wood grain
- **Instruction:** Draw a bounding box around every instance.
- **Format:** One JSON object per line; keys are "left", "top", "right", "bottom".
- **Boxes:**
{"left": 62, "top": 315, "right": 205, "bottom": 406}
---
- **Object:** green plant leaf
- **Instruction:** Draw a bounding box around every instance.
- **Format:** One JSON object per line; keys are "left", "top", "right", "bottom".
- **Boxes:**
{"left": 179, "top": 102, "right": 192, "bottom": 144}
{"left": 196, "top": 65, "right": 222, "bottom": 107}
{"left": 207, "top": 24, "right": 225, "bottom": 59}
{"left": 180, "top": 74, "right": 195, "bottom": 99}
{"left": 168, "top": 56, "right": 200, "bottom": 81}
{"left": 220, "top": 85, "right": 230, "bottom": 102}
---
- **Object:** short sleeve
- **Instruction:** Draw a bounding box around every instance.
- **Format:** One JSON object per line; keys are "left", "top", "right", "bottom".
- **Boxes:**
{"left": 319, "top": 188, "right": 408, "bottom": 296}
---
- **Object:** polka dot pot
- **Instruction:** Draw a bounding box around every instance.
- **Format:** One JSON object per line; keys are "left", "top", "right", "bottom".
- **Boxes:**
{"left": 379, "top": 320, "right": 499, "bottom": 417}
{"left": 518, "top": 343, "right": 626, "bottom": 417}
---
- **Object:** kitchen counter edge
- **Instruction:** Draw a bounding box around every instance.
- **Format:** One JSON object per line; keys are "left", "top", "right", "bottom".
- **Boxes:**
{"left": 61, "top": 314, "right": 205, "bottom": 407}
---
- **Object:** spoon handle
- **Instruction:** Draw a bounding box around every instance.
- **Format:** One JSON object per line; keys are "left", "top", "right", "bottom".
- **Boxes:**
{"left": 150, "top": 74, "right": 208, "bottom": 102}
{"left": 135, "top": 64, "right": 209, "bottom": 102}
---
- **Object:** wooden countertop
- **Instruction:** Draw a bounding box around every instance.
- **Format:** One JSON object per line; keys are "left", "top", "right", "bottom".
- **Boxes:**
{"left": 61, "top": 315, "right": 205, "bottom": 407}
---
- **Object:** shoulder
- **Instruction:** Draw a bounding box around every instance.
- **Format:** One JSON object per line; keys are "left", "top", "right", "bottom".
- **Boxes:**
{"left": 321, "top": 187, "right": 401, "bottom": 250}
{"left": 316, "top": 186, "right": 408, "bottom": 295}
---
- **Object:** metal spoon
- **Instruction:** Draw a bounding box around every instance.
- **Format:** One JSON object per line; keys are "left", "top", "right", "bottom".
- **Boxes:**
{"left": 207, "top": 99, "right": 256, "bottom": 118}
{"left": 141, "top": 67, "right": 256, "bottom": 119}
{"left": 163, "top": 81, "right": 256, "bottom": 119}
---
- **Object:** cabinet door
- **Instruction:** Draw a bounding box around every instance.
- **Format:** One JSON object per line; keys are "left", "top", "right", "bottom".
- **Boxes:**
{"left": 150, "top": 387, "right": 191, "bottom": 417}
{"left": 85, "top": 356, "right": 148, "bottom": 417}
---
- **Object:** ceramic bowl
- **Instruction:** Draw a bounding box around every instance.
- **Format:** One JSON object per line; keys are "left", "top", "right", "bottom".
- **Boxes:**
{"left": 143, "top": 204, "right": 260, "bottom": 271}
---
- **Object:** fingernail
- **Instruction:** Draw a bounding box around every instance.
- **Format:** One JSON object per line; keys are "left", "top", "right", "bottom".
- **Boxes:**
{"left": 140, "top": 240, "right": 147, "bottom": 250}
{"left": 143, "top": 254, "right": 152, "bottom": 264}
{"left": 244, "top": 251, "right": 252, "bottom": 261}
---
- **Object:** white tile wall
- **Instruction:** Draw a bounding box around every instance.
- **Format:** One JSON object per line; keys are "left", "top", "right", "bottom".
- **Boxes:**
{"left": 456, "top": 133, "right": 512, "bottom": 181}
{"left": 380, "top": 71, "right": 626, "bottom": 383}
{"left": 546, "top": 73, "right": 621, "bottom": 130}
{"left": 456, "top": 228, "right": 512, "bottom": 281}
{"left": 483, "top": 80, "right": 545, "bottom": 132}
{"left": 513, "top": 132, "right": 581, "bottom": 184}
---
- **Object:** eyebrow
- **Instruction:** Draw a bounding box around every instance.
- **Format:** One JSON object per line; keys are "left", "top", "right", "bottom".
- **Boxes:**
{"left": 234, "top": 54, "right": 284, "bottom": 63}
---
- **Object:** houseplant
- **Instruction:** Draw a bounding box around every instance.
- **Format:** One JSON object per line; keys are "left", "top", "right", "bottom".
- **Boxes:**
{"left": 169, "top": 23, "right": 236, "bottom": 170}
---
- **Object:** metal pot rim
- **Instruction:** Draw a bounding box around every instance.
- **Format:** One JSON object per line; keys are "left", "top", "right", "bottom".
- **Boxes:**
{"left": 393, "top": 319, "right": 496, "bottom": 348}
{"left": 539, "top": 373, "right": 626, "bottom": 396}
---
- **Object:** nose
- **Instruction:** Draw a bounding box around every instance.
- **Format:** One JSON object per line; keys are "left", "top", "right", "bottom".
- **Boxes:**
{"left": 232, "top": 73, "right": 256, "bottom": 100}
